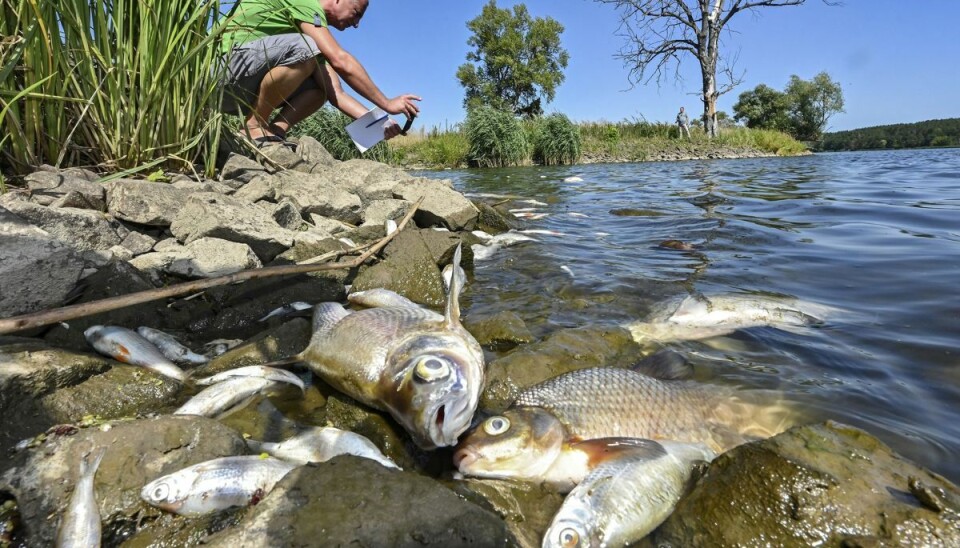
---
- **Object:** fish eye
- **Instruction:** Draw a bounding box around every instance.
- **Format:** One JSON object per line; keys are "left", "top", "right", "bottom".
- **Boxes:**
{"left": 150, "top": 483, "right": 169, "bottom": 502}
{"left": 558, "top": 527, "right": 581, "bottom": 548}
{"left": 414, "top": 357, "right": 451, "bottom": 382}
{"left": 483, "top": 416, "right": 510, "bottom": 436}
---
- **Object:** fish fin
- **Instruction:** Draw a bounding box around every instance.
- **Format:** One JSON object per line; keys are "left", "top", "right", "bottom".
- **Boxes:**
{"left": 80, "top": 447, "right": 107, "bottom": 477}
{"left": 245, "top": 438, "right": 266, "bottom": 453}
{"left": 671, "top": 292, "right": 711, "bottom": 320}
{"left": 311, "top": 302, "right": 351, "bottom": 336}
{"left": 444, "top": 243, "right": 464, "bottom": 328}
{"left": 570, "top": 437, "right": 667, "bottom": 467}
{"left": 631, "top": 349, "right": 695, "bottom": 380}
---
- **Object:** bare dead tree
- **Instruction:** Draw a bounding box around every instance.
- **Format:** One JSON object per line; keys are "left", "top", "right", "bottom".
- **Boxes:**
{"left": 596, "top": 0, "right": 823, "bottom": 138}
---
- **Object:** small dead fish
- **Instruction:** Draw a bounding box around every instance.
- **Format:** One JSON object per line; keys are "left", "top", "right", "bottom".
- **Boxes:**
{"left": 509, "top": 207, "right": 540, "bottom": 214}
{"left": 192, "top": 366, "right": 305, "bottom": 391}
{"left": 568, "top": 212, "right": 589, "bottom": 218}
{"left": 470, "top": 230, "right": 494, "bottom": 243}
{"left": 140, "top": 455, "right": 297, "bottom": 516}
{"left": 517, "top": 199, "right": 549, "bottom": 207}
{"left": 519, "top": 229, "right": 565, "bottom": 236}
{"left": 202, "top": 338, "right": 244, "bottom": 357}
{"left": 384, "top": 219, "right": 398, "bottom": 235}
{"left": 560, "top": 265, "right": 575, "bottom": 278}
{"left": 56, "top": 448, "right": 106, "bottom": 548}
{"left": 594, "top": 232, "right": 611, "bottom": 237}
{"left": 513, "top": 212, "right": 549, "bottom": 220}
{"left": 338, "top": 237, "right": 358, "bottom": 248}
{"left": 174, "top": 376, "right": 292, "bottom": 419}
{"left": 247, "top": 427, "right": 399, "bottom": 469}
{"left": 84, "top": 325, "right": 187, "bottom": 382}
{"left": 563, "top": 176, "right": 584, "bottom": 183}
{"left": 258, "top": 302, "right": 313, "bottom": 322}
{"left": 136, "top": 326, "right": 208, "bottom": 366}
{"left": 542, "top": 440, "right": 714, "bottom": 548}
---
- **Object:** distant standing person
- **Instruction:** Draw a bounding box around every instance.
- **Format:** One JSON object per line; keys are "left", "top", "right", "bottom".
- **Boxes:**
{"left": 676, "top": 107, "right": 691, "bottom": 139}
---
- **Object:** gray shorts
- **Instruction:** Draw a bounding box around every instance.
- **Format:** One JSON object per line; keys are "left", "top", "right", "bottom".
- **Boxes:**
{"left": 219, "top": 33, "right": 325, "bottom": 114}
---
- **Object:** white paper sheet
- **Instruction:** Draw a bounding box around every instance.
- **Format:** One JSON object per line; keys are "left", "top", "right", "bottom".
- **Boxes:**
{"left": 345, "top": 107, "right": 389, "bottom": 153}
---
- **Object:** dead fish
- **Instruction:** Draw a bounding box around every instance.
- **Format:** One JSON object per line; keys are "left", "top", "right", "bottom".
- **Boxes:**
{"left": 455, "top": 367, "right": 791, "bottom": 484}
{"left": 519, "top": 229, "right": 566, "bottom": 236}
{"left": 384, "top": 219, "right": 398, "bottom": 235}
{"left": 338, "top": 237, "right": 358, "bottom": 248}
{"left": 560, "top": 265, "right": 575, "bottom": 278}
{"left": 348, "top": 288, "right": 421, "bottom": 309}
{"left": 626, "top": 292, "right": 842, "bottom": 343}
{"left": 56, "top": 448, "right": 106, "bottom": 548}
{"left": 192, "top": 366, "right": 306, "bottom": 392}
{"left": 258, "top": 302, "right": 312, "bottom": 322}
{"left": 442, "top": 263, "right": 467, "bottom": 292}
{"left": 84, "top": 325, "right": 187, "bottom": 382}
{"left": 298, "top": 244, "right": 484, "bottom": 449}
{"left": 202, "top": 338, "right": 244, "bottom": 357}
{"left": 658, "top": 239, "right": 695, "bottom": 251}
{"left": 563, "top": 176, "right": 584, "bottom": 183}
{"left": 247, "top": 427, "right": 399, "bottom": 469}
{"left": 568, "top": 212, "right": 589, "bottom": 218}
{"left": 140, "top": 455, "right": 298, "bottom": 516}
{"left": 542, "top": 440, "right": 715, "bottom": 548}
{"left": 509, "top": 207, "right": 540, "bottom": 213}
{"left": 174, "top": 376, "right": 295, "bottom": 419}
{"left": 514, "top": 212, "right": 550, "bottom": 220}
{"left": 470, "top": 230, "right": 494, "bottom": 243}
{"left": 136, "top": 326, "right": 208, "bottom": 366}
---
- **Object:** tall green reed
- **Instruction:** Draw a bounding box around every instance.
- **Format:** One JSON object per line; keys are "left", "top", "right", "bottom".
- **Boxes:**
{"left": 530, "top": 113, "right": 581, "bottom": 165}
{"left": 288, "top": 106, "right": 391, "bottom": 162}
{"left": 1, "top": 0, "right": 227, "bottom": 177}
{"left": 464, "top": 106, "right": 527, "bottom": 168}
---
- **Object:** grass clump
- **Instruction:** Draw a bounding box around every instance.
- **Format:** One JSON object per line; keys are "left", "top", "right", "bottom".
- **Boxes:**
{"left": 464, "top": 106, "right": 528, "bottom": 168}
{"left": 288, "top": 106, "right": 390, "bottom": 162}
{"left": 390, "top": 128, "right": 469, "bottom": 168}
{"left": 530, "top": 113, "right": 581, "bottom": 165}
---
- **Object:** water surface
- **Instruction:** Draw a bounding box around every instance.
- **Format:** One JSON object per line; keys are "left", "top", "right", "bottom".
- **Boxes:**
{"left": 418, "top": 148, "right": 960, "bottom": 482}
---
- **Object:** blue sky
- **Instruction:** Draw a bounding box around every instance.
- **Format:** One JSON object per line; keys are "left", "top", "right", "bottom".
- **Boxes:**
{"left": 334, "top": 1, "right": 960, "bottom": 132}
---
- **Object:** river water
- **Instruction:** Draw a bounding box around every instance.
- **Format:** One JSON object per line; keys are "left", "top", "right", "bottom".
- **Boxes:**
{"left": 417, "top": 148, "right": 960, "bottom": 483}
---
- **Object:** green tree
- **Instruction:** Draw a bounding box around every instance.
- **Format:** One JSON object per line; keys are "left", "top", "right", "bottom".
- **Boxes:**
{"left": 732, "top": 84, "right": 790, "bottom": 131}
{"left": 456, "top": 1, "right": 569, "bottom": 118}
{"left": 785, "top": 71, "right": 844, "bottom": 141}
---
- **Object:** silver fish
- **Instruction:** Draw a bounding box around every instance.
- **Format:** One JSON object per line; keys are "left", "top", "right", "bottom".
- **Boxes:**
{"left": 56, "top": 448, "right": 106, "bottom": 548}
{"left": 136, "top": 326, "right": 208, "bottom": 366}
{"left": 442, "top": 263, "right": 467, "bottom": 292}
{"left": 298, "top": 244, "right": 484, "bottom": 449}
{"left": 140, "top": 455, "right": 298, "bottom": 516}
{"left": 347, "top": 288, "right": 421, "bottom": 309}
{"left": 385, "top": 219, "right": 398, "bottom": 235}
{"left": 84, "top": 325, "right": 187, "bottom": 382}
{"left": 542, "top": 440, "right": 715, "bottom": 548}
{"left": 192, "top": 365, "right": 306, "bottom": 391}
{"left": 626, "top": 292, "right": 842, "bottom": 343}
{"left": 258, "top": 302, "right": 313, "bottom": 322}
{"left": 174, "top": 376, "right": 292, "bottom": 418}
{"left": 247, "top": 426, "right": 399, "bottom": 469}
{"left": 202, "top": 338, "right": 244, "bottom": 357}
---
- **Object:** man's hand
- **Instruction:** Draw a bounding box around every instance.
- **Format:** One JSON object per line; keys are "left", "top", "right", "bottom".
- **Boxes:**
{"left": 383, "top": 119, "right": 402, "bottom": 140}
{"left": 385, "top": 94, "right": 421, "bottom": 119}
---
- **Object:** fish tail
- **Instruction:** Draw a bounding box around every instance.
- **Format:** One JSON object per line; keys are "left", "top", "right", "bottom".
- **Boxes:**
{"left": 80, "top": 447, "right": 107, "bottom": 478}
{"left": 711, "top": 392, "right": 797, "bottom": 450}
{"left": 445, "top": 243, "right": 463, "bottom": 326}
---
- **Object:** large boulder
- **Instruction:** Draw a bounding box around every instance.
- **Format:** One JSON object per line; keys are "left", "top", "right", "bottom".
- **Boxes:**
{"left": 203, "top": 457, "right": 514, "bottom": 547}
{"left": 170, "top": 193, "right": 295, "bottom": 262}
{"left": 106, "top": 179, "right": 193, "bottom": 226}
{"left": 649, "top": 421, "right": 960, "bottom": 547}
{"left": 0, "top": 206, "right": 85, "bottom": 318}
{"left": 129, "top": 237, "right": 262, "bottom": 281}
{"left": 273, "top": 171, "right": 363, "bottom": 224}
{"left": 24, "top": 170, "right": 104, "bottom": 210}
{"left": 393, "top": 178, "right": 479, "bottom": 230}
{"left": 350, "top": 229, "right": 448, "bottom": 308}
{"left": 1, "top": 201, "right": 125, "bottom": 252}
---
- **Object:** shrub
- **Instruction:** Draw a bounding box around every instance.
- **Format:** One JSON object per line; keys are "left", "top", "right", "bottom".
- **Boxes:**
{"left": 289, "top": 106, "right": 391, "bottom": 162}
{"left": 464, "top": 106, "right": 528, "bottom": 168}
{"left": 531, "top": 113, "right": 581, "bottom": 165}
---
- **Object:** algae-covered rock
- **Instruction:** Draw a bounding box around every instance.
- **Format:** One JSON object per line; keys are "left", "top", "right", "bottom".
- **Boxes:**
{"left": 0, "top": 416, "right": 247, "bottom": 548}
{"left": 204, "top": 457, "right": 514, "bottom": 547}
{"left": 449, "top": 478, "right": 565, "bottom": 548}
{"left": 191, "top": 318, "right": 311, "bottom": 378}
{"left": 351, "top": 229, "right": 447, "bottom": 308}
{"left": 649, "top": 421, "right": 960, "bottom": 547}
{"left": 481, "top": 326, "right": 644, "bottom": 412}
{"left": 465, "top": 311, "right": 534, "bottom": 350}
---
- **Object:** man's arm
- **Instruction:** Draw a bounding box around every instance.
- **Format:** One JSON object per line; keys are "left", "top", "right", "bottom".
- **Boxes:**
{"left": 299, "top": 22, "right": 419, "bottom": 120}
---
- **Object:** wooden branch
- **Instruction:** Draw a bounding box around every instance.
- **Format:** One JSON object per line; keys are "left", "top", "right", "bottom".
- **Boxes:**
{"left": 0, "top": 197, "right": 424, "bottom": 335}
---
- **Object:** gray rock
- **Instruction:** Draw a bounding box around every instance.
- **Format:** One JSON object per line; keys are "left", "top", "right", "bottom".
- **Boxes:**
{"left": 650, "top": 421, "right": 960, "bottom": 548}
{"left": 274, "top": 171, "right": 363, "bottom": 225}
{"left": 394, "top": 177, "right": 479, "bottom": 230}
{"left": 119, "top": 230, "right": 158, "bottom": 256}
{"left": 0, "top": 189, "right": 29, "bottom": 207}
{"left": 170, "top": 193, "right": 295, "bottom": 262}
{"left": 295, "top": 136, "right": 338, "bottom": 169}
{"left": 464, "top": 311, "right": 534, "bottom": 349}
{"left": 1, "top": 201, "right": 124, "bottom": 252}
{"left": 204, "top": 457, "right": 513, "bottom": 548}
{"left": 24, "top": 171, "right": 105, "bottom": 210}
{"left": 308, "top": 213, "right": 352, "bottom": 235}
{"left": 171, "top": 179, "right": 234, "bottom": 194}
{"left": 171, "top": 237, "right": 262, "bottom": 278}
{"left": 362, "top": 198, "right": 411, "bottom": 226}
{"left": 49, "top": 190, "right": 101, "bottom": 210}
{"left": 0, "top": 416, "right": 247, "bottom": 548}
{"left": 232, "top": 173, "right": 278, "bottom": 203}
{"left": 272, "top": 199, "right": 304, "bottom": 230}
{"left": 106, "top": 178, "right": 192, "bottom": 226}
{"left": 0, "top": 206, "right": 85, "bottom": 318}
{"left": 153, "top": 237, "right": 183, "bottom": 252}
{"left": 219, "top": 152, "right": 267, "bottom": 186}
{"left": 351, "top": 229, "right": 447, "bottom": 308}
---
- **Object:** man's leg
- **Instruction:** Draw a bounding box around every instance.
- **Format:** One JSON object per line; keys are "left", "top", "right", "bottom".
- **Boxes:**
{"left": 246, "top": 60, "right": 314, "bottom": 140}
{"left": 270, "top": 62, "right": 328, "bottom": 136}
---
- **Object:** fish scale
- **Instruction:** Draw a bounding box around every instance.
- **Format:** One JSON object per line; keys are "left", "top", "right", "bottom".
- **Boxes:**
{"left": 514, "top": 367, "right": 728, "bottom": 449}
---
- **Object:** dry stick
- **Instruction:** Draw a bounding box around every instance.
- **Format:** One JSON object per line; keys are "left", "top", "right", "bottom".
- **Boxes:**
{"left": 0, "top": 198, "right": 424, "bottom": 335}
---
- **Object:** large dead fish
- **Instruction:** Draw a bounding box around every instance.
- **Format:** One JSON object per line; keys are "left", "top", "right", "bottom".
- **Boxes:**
{"left": 625, "top": 292, "right": 842, "bottom": 343}
{"left": 136, "top": 326, "right": 209, "bottom": 366}
{"left": 84, "top": 325, "right": 187, "bottom": 382}
{"left": 298, "top": 244, "right": 484, "bottom": 449}
{"left": 542, "top": 440, "right": 714, "bottom": 548}
{"left": 455, "top": 367, "right": 792, "bottom": 485}
{"left": 56, "top": 448, "right": 106, "bottom": 548}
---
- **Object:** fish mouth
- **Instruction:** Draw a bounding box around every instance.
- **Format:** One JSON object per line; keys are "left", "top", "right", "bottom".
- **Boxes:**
{"left": 425, "top": 396, "right": 472, "bottom": 448}
{"left": 452, "top": 446, "right": 479, "bottom": 471}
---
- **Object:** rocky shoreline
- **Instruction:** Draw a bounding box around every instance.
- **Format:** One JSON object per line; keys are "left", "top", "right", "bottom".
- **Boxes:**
{"left": 0, "top": 139, "right": 957, "bottom": 546}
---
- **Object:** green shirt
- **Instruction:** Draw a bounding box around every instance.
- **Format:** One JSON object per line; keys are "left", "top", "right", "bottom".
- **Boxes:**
{"left": 218, "top": 0, "right": 327, "bottom": 54}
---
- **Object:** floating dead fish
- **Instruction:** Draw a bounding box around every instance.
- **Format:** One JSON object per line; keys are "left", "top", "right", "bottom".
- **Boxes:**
{"left": 140, "top": 455, "right": 298, "bottom": 516}
{"left": 626, "top": 292, "right": 843, "bottom": 343}
{"left": 594, "top": 232, "right": 611, "bottom": 237}
{"left": 348, "top": 288, "right": 421, "bottom": 309}
{"left": 560, "top": 265, "right": 575, "bottom": 278}
{"left": 513, "top": 212, "right": 550, "bottom": 220}
{"left": 192, "top": 366, "right": 305, "bottom": 392}
{"left": 258, "top": 302, "right": 313, "bottom": 322}
{"left": 298, "top": 244, "right": 484, "bottom": 449}
{"left": 470, "top": 230, "right": 494, "bottom": 243}
{"left": 56, "top": 448, "right": 106, "bottom": 548}
{"left": 568, "top": 212, "right": 589, "bottom": 218}
{"left": 517, "top": 199, "right": 549, "bottom": 207}
{"left": 455, "top": 367, "right": 792, "bottom": 485}
{"left": 542, "top": 440, "right": 715, "bottom": 547}
{"left": 84, "top": 325, "right": 187, "bottom": 382}
{"left": 508, "top": 207, "right": 540, "bottom": 214}
{"left": 518, "top": 229, "right": 565, "bottom": 236}
{"left": 136, "top": 326, "right": 208, "bottom": 366}
{"left": 173, "top": 376, "right": 295, "bottom": 419}
{"left": 563, "top": 176, "right": 584, "bottom": 183}
{"left": 247, "top": 427, "right": 399, "bottom": 469}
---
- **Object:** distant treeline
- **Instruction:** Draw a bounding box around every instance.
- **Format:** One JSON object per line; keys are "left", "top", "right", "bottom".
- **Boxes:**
{"left": 820, "top": 118, "right": 960, "bottom": 151}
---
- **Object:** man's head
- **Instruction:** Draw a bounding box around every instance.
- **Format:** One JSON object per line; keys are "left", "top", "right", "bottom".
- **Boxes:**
{"left": 680, "top": 107, "right": 685, "bottom": 112}
{"left": 324, "top": 0, "right": 368, "bottom": 31}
